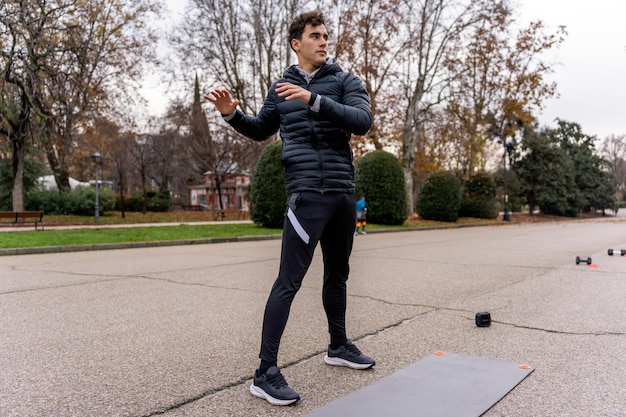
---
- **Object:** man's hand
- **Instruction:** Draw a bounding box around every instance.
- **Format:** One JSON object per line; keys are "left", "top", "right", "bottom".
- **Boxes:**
{"left": 204, "top": 88, "right": 240, "bottom": 115}
{"left": 276, "top": 82, "right": 312, "bottom": 104}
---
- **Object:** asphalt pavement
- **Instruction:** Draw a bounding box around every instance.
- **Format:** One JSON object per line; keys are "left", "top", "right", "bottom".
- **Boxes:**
{"left": 1, "top": 217, "right": 625, "bottom": 417}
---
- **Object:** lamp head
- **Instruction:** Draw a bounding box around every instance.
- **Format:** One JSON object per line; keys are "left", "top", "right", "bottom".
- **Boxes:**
{"left": 91, "top": 152, "right": 102, "bottom": 164}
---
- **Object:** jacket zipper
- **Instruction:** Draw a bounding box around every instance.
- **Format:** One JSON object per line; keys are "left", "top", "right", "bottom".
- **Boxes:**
{"left": 305, "top": 73, "right": 325, "bottom": 193}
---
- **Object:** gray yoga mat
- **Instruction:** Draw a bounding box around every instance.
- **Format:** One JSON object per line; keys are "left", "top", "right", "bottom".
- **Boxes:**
{"left": 304, "top": 351, "right": 534, "bottom": 417}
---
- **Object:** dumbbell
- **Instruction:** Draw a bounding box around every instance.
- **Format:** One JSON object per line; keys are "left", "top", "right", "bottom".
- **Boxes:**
{"left": 575, "top": 256, "right": 592, "bottom": 265}
{"left": 607, "top": 249, "right": 626, "bottom": 256}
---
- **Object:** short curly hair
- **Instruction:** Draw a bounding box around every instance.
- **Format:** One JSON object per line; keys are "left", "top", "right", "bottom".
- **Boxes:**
{"left": 288, "top": 10, "right": 326, "bottom": 51}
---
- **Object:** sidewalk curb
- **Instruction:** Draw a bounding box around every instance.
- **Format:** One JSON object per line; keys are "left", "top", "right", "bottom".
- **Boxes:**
{"left": 1, "top": 215, "right": 611, "bottom": 257}
{"left": 0, "top": 221, "right": 508, "bottom": 257}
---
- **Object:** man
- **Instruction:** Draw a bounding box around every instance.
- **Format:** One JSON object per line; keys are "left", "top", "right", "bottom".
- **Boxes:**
{"left": 205, "top": 10, "right": 375, "bottom": 406}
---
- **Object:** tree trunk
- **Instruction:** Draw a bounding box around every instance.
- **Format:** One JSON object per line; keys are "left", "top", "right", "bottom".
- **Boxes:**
{"left": 216, "top": 175, "right": 224, "bottom": 209}
{"left": 404, "top": 170, "right": 414, "bottom": 215}
{"left": 142, "top": 174, "right": 147, "bottom": 214}
{"left": 11, "top": 138, "right": 25, "bottom": 212}
{"left": 118, "top": 174, "right": 126, "bottom": 218}
{"left": 42, "top": 120, "right": 72, "bottom": 191}
{"left": 401, "top": 78, "right": 425, "bottom": 216}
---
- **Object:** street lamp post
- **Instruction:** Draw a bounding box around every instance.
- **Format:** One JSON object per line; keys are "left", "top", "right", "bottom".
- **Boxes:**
{"left": 502, "top": 145, "right": 511, "bottom": 221}
{"left": 489, "top": 114, "right": 522, "bottom": 222}
{"left": 91, "top": 152, "right": 102, "bottom": 222}
{"left": 502, "top": 137, "right": 516, "bottom": 222}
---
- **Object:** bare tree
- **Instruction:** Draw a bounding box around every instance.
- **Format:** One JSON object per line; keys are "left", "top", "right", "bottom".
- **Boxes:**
{"left": 83, "top": 118, "right": 132, "bottom": 217}
{"left": 169, "top": 0, "right": 309, "bottom": 208}
{"left": 157, "top": 123, "right": 195, "bottom": 203}
{"left": 249, "top": 1, "right": 301, "bottom": 101}
{"left": 153, "top": 76, "right": 264, "bottom": 211}
{"left": 205, "top": 125, "right": 265, "bottom": 210}
{"left": 110, "top": 132, "right": 134, "bottom": 218}
{"left": 172, "top": 0, "right": 307, "bottom": 115}
{"left": 444, "top": 2, "right": 566, "bottom": 178}
{"left": 0, "top": 0, "right": 70, "bottom": 211}
{"left": 0, "top": 0, "right": 160, "bottom": 210}
{"left": 39, "top": 0, "right": 161, "bottom": 191}
{"left": 148, "top": 132, "right": 177, "bottom": 193}
{"left": 130, "top": 134, "right": 157, "bottom": 214}
{"left": 331, "top": 0, "right": 409, "bottom": 155}
{"left": 398, "top": 0, "right": 487, "bottom": 214}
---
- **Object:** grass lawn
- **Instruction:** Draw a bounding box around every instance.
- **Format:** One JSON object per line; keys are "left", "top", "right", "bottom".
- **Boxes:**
{"left": 0, "top": 223, "right": 283, "bottom": 249}
{"left": 1, "top": 210, "right": 584, "bottom": 251}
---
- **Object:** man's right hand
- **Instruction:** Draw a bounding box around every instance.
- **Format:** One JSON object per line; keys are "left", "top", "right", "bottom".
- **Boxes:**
{"left": 204, "top": 88, "right": 240, "bottom": 115}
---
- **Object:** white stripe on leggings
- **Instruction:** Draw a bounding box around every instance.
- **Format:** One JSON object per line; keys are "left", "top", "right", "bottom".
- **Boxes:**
{"left": 287, "top": 207, "right": 310, "bottom": 244}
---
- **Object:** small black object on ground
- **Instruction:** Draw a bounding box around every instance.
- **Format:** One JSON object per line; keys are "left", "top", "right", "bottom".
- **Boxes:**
{"left": 475, "top": 312, "right": 491, "bottom": 327}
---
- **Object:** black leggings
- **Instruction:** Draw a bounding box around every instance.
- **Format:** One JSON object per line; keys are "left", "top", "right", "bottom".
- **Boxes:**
{"left": 259, "top": 191, "right": 356, "bottom": 363}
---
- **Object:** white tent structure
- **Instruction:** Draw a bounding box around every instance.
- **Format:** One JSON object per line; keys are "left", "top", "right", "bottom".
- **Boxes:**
{"left": 36, "top": 175, "right": 90, "bottom": 191}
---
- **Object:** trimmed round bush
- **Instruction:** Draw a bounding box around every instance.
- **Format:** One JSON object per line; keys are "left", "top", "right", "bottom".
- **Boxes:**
{"left": 416, "top": 170, "right": 462, "bottom": 222}
{"left": 248, "top": 140, "right": 286, "bottom": 228}
{"left": 25, "top": 186, "right": 115, "bottom": 216}
{"left": 459, "top": 171, "right": 499, "bottom": 219}
{"left": 355, "top": 150, "right": 407, "bottom": 225}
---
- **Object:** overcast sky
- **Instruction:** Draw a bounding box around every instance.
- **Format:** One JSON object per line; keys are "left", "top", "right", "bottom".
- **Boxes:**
{"left": 151, "top": 0, "right": 626, "bottom": 139}
{"left": 517, "top": 0, "right": 626, "bottom": 139}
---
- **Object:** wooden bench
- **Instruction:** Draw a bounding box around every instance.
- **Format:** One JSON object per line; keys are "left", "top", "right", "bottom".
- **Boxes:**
{"left": 0, "top": 211, "right": 45, "bottom": 230}
{"left": 212, "top": 208, "right": 249, "bottom": 221}
{"left": 181, "top": 204, "right": 206, "bottom": 211}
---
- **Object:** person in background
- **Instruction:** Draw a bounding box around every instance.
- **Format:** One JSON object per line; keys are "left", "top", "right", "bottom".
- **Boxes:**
{"left": 356, "top": 195, "right": 367, "bottom": 235}
{"left": 204, "top": 10, "right": 375, "bottom": 407}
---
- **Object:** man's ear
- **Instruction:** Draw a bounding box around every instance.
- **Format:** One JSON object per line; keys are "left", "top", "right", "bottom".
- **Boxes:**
{"left": 291, "top": 38, "right": 300, "bottom": 53}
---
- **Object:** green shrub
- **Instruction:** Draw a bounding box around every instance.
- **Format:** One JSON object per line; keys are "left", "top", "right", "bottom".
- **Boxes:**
{"left": 115, "top": 190, "right": 170, "bottom": 212}
{"left": 459, "top": 171, "right": 499, "bottom": 219}
{"left": 355, "top": 150, "right": 407, "bottom": 225}
{"left": 145, "top": 190, "right": 170, "bottom": 212}
{"left": 25, "top": 186, "right": 115, "bottom": 216}
{"left": 25, "top": 188, "right": 63, "bottom": 213}
{"left": 116, "top": 194, "right": 144, "bottom": 212}
{"left": 249, "top": 140, "right": 286, "bottom": 228}
{"left": 416, "top": 170, "right": 462, "bottom": 222}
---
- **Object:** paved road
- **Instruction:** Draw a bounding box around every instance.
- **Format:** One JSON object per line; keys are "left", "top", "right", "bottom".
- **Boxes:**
{"left": 1, "top": 219, "right": 625, "bottom": 417}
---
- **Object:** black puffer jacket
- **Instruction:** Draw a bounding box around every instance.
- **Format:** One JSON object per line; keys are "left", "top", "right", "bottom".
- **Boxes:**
{"left": 225, "top": 59, "right": 372, "bottom": 195}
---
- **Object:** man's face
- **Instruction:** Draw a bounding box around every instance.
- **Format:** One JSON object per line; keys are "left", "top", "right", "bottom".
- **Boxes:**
{"left": 292, "top": 23, "right": 328, "bottom": 71}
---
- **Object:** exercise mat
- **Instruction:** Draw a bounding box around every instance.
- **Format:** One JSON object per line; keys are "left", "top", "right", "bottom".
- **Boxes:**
{"left": 304, "top": 351, "right": 534, "bottom": 417}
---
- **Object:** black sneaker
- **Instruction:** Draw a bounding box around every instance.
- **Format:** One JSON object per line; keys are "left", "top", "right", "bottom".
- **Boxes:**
{"left": 324, "top": 340, "right": 376, "bottom": 369}
{"left": 249, "top": 366, "right": 300, "bottom": 406}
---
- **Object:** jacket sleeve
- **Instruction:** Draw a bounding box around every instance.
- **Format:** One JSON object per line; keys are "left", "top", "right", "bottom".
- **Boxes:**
{"left": 318, "top": 73, "right": 372, "bottom": 136}
{"left": 225, "top": 85, "right": 281, "bottom": 141}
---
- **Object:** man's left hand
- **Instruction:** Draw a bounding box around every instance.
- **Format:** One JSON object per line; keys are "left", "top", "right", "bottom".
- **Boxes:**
{"left": 276, "top": 82, "right": 311, "bottom": 104}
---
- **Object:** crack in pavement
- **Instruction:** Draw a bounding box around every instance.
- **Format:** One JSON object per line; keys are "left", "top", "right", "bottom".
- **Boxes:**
{"left": 0, "top": 276, "right": 129, "bottom": 295}
{"left": 0, "top": 258, "right": 277, "bottom": 295}
{"left": 355, "top": 294, "right": 626, "bottom": 337}
{"left": 0, "top": 273, "right": 268, "bottom": 296}
{"left": 352, "top": 250, "right": 558, "bottom": 270}
{"left": 490, "top": 319, "right": 626, "bottom": 337}
{"left": 1, "top": 256, "right": 275, "bottom": 279}
{"left": 137, "top": 375, "right": 253, "bottom": 417}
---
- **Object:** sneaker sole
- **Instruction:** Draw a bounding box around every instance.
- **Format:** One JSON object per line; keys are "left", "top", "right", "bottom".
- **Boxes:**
{"left": 249, "top": 384, "right": 299, "bottom": 406}
{"left": 324, "top": 354, "right": 375, "bottom": 369}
